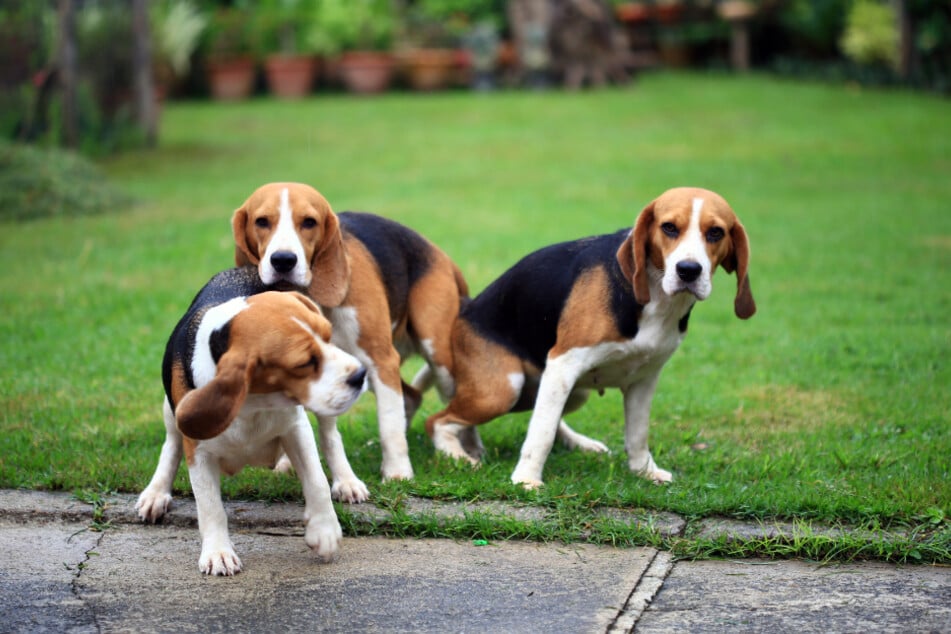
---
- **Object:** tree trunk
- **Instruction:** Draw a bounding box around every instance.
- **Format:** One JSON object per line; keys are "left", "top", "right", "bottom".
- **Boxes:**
{"left": 57, "top": 0, "right": 78, "bottom": 148}
{"left": 132, "top": 0, "right": 156, "bottom": 147}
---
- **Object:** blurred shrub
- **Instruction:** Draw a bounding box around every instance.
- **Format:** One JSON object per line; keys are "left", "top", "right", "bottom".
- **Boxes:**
{"left": 841, "top": 0, "right": 899, "bottom": 69}
{"left": 0, "top": 141, "right": 134, "bottom": 222}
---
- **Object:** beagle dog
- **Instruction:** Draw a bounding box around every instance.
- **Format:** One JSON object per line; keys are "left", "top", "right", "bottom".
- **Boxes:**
{"left": 136, "top": 266, "right": 369, "bottom": 575}
{"left": 425, "top": 187, "right": 755, "bottom": 488}
{"left": 232, "top": 183, "right": 469, "bottom": 481}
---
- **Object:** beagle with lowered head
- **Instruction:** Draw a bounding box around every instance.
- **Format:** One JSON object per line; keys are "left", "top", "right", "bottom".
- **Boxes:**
{"left": 426, "top": 187, "right": 755, "bottom": 488}
{"left": 136, "top": 267, "right": 369, "bottom": 576}
{"left": 232, "top": 182, "right": 469, "bottom": 481}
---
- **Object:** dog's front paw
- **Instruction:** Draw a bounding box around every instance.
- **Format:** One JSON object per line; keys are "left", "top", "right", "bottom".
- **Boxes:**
{"left": 381, "top": 458, "right": 414, "bottom": 482}
{"left": 332, "top": 478, "right": 370, "bottom": 504}
{"left": 511, "top": 467, "right": 544, "bottom": 490}
{"left": 135, "top": 489, "right": 172, "bottom": 523}
{"left": 199, "top": 545, "right": 242, "bottom": 576}
{"left": 513, "top": 477, "right": 544, "bottom": 490}
{"left": 305, "top": 519, "right": 342, "bottom": 562}
{"left": 629, "top": 454, "right": 673, "bottom": 484}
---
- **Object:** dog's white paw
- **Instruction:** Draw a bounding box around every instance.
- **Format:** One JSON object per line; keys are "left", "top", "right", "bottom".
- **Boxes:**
{"left": 381, "top": 459, "right": 414, "bottom": 482}
{"left": 135, "top": 489, "right": 172, "bottom": 523}
{"left": 305, "top": 519, "right": 342, "bottom": 562}
{"left": 573, "top": 437, "right": 610, "bottom": 454}
{"left": 646, "top": 468, "right": 673, "bottom": 484}
{"left": 514, "top": 478, "right": 544, "bottom": 490}
{"left": 199, "top": 546, "right": 242, "bottom": 576}
{"left": 332, "top": 478, "right": 370, "bottom": 504}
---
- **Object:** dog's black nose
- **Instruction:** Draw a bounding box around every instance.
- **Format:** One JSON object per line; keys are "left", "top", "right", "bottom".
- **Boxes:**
{"left": 270, "top": 251, "right": 298, "bottom": 273}
{"left": 676, "top": 260, "right": 702, "bottom": 283}
{"left": 346, "top": 367, "right": 367, "bottom": 390}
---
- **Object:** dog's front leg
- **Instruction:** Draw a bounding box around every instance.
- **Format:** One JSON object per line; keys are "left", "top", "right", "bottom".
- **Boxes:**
{"left": 315, "top": 413, "right": 370, "bottom": 504}
{"left": 281, "top": 417, "right": 342, "bottom": 562}
{"left": 136, "top": 398, "right": 182, "bottom": 522}
{"left": 368, "top": 360, "right": 414, "bottom": 481}
{"left": 188, "top": 453, "right": 242, "bottom": 575}
{"left": 511, "top": 354, "right": 583, "bottom": 489}
{"left": 622, "top": 372, "right": 672, "bottom": 483}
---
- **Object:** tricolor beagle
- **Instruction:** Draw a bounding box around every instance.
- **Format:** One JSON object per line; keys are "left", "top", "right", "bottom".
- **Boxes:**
{"left": 136, "top": 267, "right": 369, "bottom": 575}
{"left": 231, "top": 183, "right": 469, "bottom": 481}
{"left": 426, "top": 187, "right": 755, "bottom": 488}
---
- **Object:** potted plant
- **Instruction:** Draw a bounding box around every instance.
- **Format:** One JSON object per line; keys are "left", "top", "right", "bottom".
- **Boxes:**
{"left": 203, "top": 6, "right": 257, "bottom": 100}
{"left": 312, "top": 0, "right": 396, "bottom": 94}
{"left": 257, "top": 0, "right": 321, "bottom": 98}
{"left": 150, "top": 0, "right": 208, "bottom": 98}
{"left": 398, "top": 1, "right": 466, "bottom": 91}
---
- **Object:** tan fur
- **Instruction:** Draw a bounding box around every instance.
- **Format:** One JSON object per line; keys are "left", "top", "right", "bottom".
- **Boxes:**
{"left": 619, "top": 187, "right": 755, "bottom": 319}
{"left": 232, "top": 183, "right": 350, "bottom": 306}
{"left": 550, "top": 267, "right": 624, "bottom": 357}
{"left": 232, "top": 182, "right": 469, "bottom": 480}
{"left": 174, "top": 292, "right": 334, "bottom": 441}
{"left": 425, "top": 320, "right": 525, "bottom": 436}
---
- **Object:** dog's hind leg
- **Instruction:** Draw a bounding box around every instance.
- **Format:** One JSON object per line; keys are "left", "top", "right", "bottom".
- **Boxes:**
{"left": 557, "top": 420, "right": 609, "bottom": 454}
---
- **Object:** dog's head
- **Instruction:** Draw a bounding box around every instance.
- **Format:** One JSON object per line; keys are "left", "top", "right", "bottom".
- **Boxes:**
{"left": 232, "top": 183, "right": 350, "bottom": 306}
{"left": 175, "top": 291, "right": 366, "bottom": 440}
{"left": 617, "top": 187, "right": 755, "bottom": 319}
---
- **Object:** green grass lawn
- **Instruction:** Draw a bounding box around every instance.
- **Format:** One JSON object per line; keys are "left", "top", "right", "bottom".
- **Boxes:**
{"left": 1, "top": 72, "right": 948, "bottom": 561}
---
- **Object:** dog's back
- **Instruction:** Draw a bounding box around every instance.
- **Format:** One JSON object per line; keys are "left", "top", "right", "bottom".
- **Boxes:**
{"left": 162, "top": 266, "right": 271, "bottom": 407}
{"left": 461, "top": 229, "right": 642, "bottom": 369}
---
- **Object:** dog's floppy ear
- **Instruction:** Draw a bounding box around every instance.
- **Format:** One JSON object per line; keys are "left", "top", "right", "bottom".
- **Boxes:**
{"left": 721, "top": 219, "right": 756, "bottom": 319}
{"left": 308, "top": 210, "right": 351, "bottom": 307}
{"left": 616, "top": 200, "right": 655, "bottom": 305}
{"left": 232, "top": 205, "right": 259, "bottom": 266}
{"left": 175, "top": 350, "right": 252, "bottom": 440}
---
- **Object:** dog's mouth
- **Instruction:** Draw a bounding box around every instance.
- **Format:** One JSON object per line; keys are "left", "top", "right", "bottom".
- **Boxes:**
{"left": 270, "top": 279, "right": 307, "bottom": 292}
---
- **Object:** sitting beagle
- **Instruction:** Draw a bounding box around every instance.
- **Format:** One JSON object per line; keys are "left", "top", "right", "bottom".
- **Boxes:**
{"left": 425, "top": 187, "right": 755, "bottom": 488}
{"left": 231, "top": 182, "right": 469, "bottom": 481}
{"left": 136, "top": 267, "right": 369, "bottom": 576}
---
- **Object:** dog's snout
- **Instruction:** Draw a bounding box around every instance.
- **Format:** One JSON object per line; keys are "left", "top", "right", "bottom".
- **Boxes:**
{"left": 346, "top": 366, "right": 367, "bottom": 390}
{"left": 270, "top": 251, "right": 298, "bottom": 273}
{"left": 676, "top": 260, "right": 702, "bottom": 283}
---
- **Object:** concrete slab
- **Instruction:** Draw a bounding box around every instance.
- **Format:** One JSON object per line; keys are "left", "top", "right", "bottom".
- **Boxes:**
{"left": 0, "top": 520, "right": 101, "bottom": 633}
{"left": 635, "top": 558, "right": 951, "bottom": 633}
{"left": 70, "top": 524, "right": 654, "bottom": 633}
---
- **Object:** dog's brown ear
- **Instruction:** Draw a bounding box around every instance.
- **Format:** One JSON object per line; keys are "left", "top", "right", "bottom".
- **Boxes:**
{"left": 232, "top": 206, "right": 259, "bottom": 266}
{"left": 724, "top": 219, "right": 756, "bottom": 319}
{"left": 308, "top": 211, "right": 351, "bottom": 307}
{"left": 175, "top": 350, "right": 252, "bottom": 440}
{"left": 616, "top": 201, "right": 655, "bottom": 305}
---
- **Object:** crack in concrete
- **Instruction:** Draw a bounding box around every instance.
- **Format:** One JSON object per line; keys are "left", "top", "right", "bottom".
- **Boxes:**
{"left": 606, "top": 550, "right": 674, "bottom": 633}
{"left": 68, "top": 528, "right": 106, "bottom": 634}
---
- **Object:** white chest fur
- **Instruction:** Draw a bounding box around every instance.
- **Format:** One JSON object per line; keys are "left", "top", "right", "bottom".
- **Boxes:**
{"left": 575, "top": 290, "right": 694, "bottom": 390}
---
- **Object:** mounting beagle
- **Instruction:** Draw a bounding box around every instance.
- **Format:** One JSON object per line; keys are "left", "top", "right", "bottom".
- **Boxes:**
{"left": 136, "top": 267, "right": 369, "bottom": 575}
{"left": 232, "top": 182, "right": 469, "bottom": 481}
{"left": 426, "top": 187, "right": 755, "bottom": 488}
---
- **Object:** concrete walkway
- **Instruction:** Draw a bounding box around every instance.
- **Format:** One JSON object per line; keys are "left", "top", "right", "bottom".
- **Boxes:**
{"left": 1, "top": 490, "right": 948, "bottom": 633}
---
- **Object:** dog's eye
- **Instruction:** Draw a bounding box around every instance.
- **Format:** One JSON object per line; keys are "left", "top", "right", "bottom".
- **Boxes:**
{"left": 660, "top": 222, "right": 679, "bottom": 238}
{"left": 301, "top": 217, "right": 317, "bottom": 230}
{"left": 255, "top": 217, "right": 270, "bottom": 229}
{"left": 706, "top": 227, "right": 725, "bottom": 243}
{"left": 297, "top": 355, "right": 320, "bottom": 371}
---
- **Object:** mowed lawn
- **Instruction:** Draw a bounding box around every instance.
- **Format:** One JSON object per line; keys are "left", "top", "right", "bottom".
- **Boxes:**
{"left": 1, "top": 72, "right": 948, "bottom": 559}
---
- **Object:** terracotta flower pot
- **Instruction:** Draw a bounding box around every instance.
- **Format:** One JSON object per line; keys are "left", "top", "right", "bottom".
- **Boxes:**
{"left": 337, "top": 51, "right": 395, "bottom": 94}
{"left": 264, "top": 55, "right": 317, "bottom": 99}
{"left": 404, "top": 49, "right": 457, "bottom": 91}
{"left": 205, "top": 57, "right": 256, "bottom": 100}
